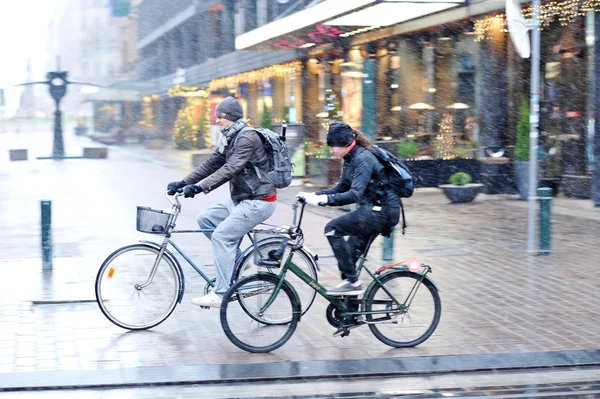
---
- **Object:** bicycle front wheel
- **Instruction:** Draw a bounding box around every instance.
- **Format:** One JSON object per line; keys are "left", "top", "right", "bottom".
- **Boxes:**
{"left": 95, "top": 244, "right": 181, "bottom": 330}
{"left": 236, "top": 239, "right": 317, "bottom": 324}
{"left": 364, "top": 271, "right": 441, "bottom": 348}
{"left": 220, "top": 273, "right": 300, "bottom": 353}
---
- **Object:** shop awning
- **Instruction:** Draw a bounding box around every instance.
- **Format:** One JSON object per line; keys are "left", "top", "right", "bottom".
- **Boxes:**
{"left": 236, "top": 0, "right": 466, "bottom": 50}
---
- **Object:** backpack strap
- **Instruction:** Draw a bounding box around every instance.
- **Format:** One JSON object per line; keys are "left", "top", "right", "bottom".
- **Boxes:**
{"left": 401, "top": 205, "right": 407, "bottom": 235}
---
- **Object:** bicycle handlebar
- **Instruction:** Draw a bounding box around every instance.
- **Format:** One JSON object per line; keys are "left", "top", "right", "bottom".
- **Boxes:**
{"left": 165, "top": 190, "right": 306, "bottom": 237}
{"left": 291, "top": 197, "right": 306, "bottom": 233}
{"left": 166, "top": 191, "right": 183, "bottom": 206}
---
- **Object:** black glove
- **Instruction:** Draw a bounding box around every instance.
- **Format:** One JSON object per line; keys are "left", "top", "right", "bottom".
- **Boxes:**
{"left": 183, "top": 184, "right": 201, "bottom": 198}
{"left": 167, "top": 181, "right": 186, "bottom": 195}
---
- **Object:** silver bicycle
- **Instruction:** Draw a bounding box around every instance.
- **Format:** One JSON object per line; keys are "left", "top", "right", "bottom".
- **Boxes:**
{"left": 95, "top": 192, "right": 319, "bottom": 330}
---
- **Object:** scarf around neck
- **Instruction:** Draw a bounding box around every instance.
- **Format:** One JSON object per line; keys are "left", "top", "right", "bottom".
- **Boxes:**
{"left": 217, "top": 119, "right": 246, "bottom": 154}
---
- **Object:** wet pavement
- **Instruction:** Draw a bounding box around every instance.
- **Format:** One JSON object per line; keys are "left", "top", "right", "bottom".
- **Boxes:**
{"left": 1, "top": 126, "right": 600, "bottom": 389}
{"left": 1, "top": 367, "right": 600, "bottom": 398}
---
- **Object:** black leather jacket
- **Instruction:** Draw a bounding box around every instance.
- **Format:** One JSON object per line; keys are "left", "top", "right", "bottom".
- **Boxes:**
{"left": 183, "top": 128, "right": 276, "bottom": 204}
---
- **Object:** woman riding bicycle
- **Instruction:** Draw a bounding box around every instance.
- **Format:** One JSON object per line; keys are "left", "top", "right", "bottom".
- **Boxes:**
{"left": 297, "top": 123, "right": 401, "bottom": 295}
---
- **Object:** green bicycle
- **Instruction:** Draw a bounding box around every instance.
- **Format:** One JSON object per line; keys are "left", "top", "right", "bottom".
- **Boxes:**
{"left": 220, "top": 198, "right": 442, "bottom": 353}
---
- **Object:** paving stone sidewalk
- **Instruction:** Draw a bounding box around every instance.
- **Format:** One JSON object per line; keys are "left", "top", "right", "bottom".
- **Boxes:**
{"left": 1, "top": 128, "right": 599, "bottom": 378}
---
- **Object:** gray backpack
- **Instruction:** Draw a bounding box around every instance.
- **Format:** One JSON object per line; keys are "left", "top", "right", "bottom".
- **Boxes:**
{"left": 241, "top": 124, "right": 293, "bottom": 189}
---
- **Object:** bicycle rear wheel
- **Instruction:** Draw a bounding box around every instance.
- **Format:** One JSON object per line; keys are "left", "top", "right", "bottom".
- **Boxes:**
{"left": 95, "top": 244, "right": 181, "bottom": 330}
{"left": 364, "top": 271, "right": 441, "bottom": 347}
{"left": 220, "top": 273, "right": 300, "bottom": 353}
{"left": 236, "top": 239, "right": 317, "bottom": 324}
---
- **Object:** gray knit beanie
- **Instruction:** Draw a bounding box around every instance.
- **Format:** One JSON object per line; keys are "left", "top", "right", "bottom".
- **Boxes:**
{"left": 216, "top": 96, "right": 244, "bottom": 122}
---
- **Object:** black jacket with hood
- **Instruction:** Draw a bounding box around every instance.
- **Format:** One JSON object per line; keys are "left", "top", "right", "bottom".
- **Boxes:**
{"left": 316, "top": 145, "right": 401, "bottom": 222}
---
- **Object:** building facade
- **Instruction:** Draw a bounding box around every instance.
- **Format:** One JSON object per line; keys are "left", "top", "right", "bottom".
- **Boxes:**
{"left": 134, "top": 0, "right": 600, "bottom": 200}
{"left": 51, "top": 0, "right": 120, "bottom": 116}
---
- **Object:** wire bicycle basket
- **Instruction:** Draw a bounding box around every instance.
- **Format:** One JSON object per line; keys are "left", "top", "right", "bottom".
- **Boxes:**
{"left": 136, "top": 206, "right": 174, "bottom": 235}
{"left": 253, "top": 229, "right": 288, "bottom": 268}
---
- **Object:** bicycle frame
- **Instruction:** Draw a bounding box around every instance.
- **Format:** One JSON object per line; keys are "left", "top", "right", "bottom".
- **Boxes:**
{"left": 259, "top": 227, "right": 433, "bottom": 320}
{"left": 139, "top": 193, "right": 311, "bottom": 292}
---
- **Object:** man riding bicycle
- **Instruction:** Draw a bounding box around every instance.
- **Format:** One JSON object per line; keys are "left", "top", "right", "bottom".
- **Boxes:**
{"left": 167, "top": 96, "right": 277, "bottom": 308}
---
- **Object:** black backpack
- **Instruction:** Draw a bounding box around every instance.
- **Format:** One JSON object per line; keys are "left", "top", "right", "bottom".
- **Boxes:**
{"left": 370, "top": 145, "right": 414, "bottom": 234}
{"left": 370, "top": 145, "right": 414, "bottom": 198}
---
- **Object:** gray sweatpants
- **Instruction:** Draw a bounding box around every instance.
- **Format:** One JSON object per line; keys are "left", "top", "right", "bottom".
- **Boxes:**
{"left": 197, "top": 198, "right": 276, "bottom": 295}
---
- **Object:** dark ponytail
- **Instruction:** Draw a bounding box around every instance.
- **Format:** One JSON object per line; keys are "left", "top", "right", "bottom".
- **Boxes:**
{"left": 353, "top": 130, "right": 372, "bottom": 149}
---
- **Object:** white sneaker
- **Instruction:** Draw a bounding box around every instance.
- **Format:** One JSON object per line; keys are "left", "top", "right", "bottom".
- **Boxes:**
{"left": 326, "top": 279, "right": 363, "bottom": 296}
{"left": 191, "top": 291, "right": 222, "bottom": 308}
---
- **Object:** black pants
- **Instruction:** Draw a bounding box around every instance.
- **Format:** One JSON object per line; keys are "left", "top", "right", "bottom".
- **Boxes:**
{"left": 324, "top": 206, "right": 397, "bottom": 282}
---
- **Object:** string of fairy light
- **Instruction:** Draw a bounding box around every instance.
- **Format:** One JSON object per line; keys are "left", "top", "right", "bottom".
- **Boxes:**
{"left": 209, "top": 61, "right": 302, "bottom": 91}
{"left": 474, "top": 0, "right": 600, "bottom": 41}
{"left": 172, "top": 106, "right": 197, "bottom": 149}
{"left": 436, "top": 113, "right": 458, "bottom": 160}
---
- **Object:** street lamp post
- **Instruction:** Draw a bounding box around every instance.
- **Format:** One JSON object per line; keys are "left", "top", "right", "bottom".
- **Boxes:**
{"left": 48, "top": 72, "right": 67, "bottom": 157}
{"left": 14, "top": 71, "right": 100, "bottom": 158}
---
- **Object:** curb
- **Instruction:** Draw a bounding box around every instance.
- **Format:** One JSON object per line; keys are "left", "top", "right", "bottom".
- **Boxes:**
{"left": 1, "top": 349, "right": 600, "bottom": 391}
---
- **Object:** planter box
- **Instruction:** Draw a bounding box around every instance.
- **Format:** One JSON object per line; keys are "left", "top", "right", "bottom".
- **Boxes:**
{"left": 479, "top": 158, "right": 518, "bottom": 195}
{"left": 9, "top": 149, "right": 28, "bottom": 161}
{"left": 562, "top": 175, "right": 591, "bottom": 199}
{"left": 405, "top": 159, "right": 480, "bottom": 188}
{"left": 514, "top": 161, "right": 529, "bottom": 200}
{"left": 405, "top": 160, "right": 439, "bottom": 187}
{"left": 439, "top": 183, "right": 484, "bottom": 203}
{"left": 83, "top": 147, "right": 108, "bottom": 159}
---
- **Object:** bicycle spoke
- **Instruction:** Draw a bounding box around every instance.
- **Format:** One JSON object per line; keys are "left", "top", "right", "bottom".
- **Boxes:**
{"left": 96, "top": 245, "right": 180, "bottom": 330}
{"left": 236, "top": 241, "right": 317, "bottom": 324}
{"left": 366, "top": 272, "right": 441, "bottom": 347}
{"left": 221, "top": 274, "right": 300, "bottom": 353}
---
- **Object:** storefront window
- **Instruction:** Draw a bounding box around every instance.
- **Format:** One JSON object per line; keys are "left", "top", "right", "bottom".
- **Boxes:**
{"left": 208, "top": 61, "right": 302, "bottom": 127}
{"left": 167, "top": 86, "right": 210, "bottom": 149}
{"left": 392, "top": 29, "right": 478, "bottom": 160}
{"left": 341, "top": 63, "right": 363, "bottom": 129}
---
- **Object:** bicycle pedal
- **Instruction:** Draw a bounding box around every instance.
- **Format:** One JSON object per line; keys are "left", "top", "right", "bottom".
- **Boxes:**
{"left": 332, "top": 328, "right": 348, "bottom": 338}
{"left": 199, "top": 305, "right": 210, "bottom": 310}
{"left": 332, "top": 324, "right": 361, "bottom": 337}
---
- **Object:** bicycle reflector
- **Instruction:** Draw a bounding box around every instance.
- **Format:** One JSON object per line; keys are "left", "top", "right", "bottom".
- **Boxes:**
{"left": 108, "top": 267, "right": 116, "bottom": 279}
{"left": 407, "top": 258, "right": 423, "bottom": 273}
{"left": 375, "top": 257, "right": 423, "bottom": 274}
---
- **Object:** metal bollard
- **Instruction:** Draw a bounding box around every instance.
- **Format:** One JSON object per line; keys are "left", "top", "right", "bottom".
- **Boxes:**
{"left": 41, "top": 200, "right": 53, "bottom": 270}
{"left": 383, "top": 235, "right": 393, "bottom": 260}
{"left": 538, "top": 187, "right": 552, "bottom": 256}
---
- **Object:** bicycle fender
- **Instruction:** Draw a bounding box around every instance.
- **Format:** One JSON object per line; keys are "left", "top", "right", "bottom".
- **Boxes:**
{"left": 370, "top": 268, "right": 440, "bottom": 293}
{"left": 256, "top": 272, "right": 303, "bottom": 321}
{"left": 236, "top": 238, "right": 320, "bottom": 273}
{"left": 302, "top": 246, "right": 321, "bottom": 272}
{"left": 236, "top": 237, "right": 281, "bottom": 266}
{"left": 139, "top": 240, "right": 186, "bottom": 303}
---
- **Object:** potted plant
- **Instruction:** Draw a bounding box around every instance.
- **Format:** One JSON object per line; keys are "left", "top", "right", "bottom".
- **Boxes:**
{"left": 396, "top": 139, "right": 418, "bottom": 160}
{"left": 261, "top": 102, "right": 274, "bottom": 131}
{"left": 514, "top": 97, "right": 530, "bottom": 200}
{"left": 439, "top": 172, "right": 483, "bottom": 203}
